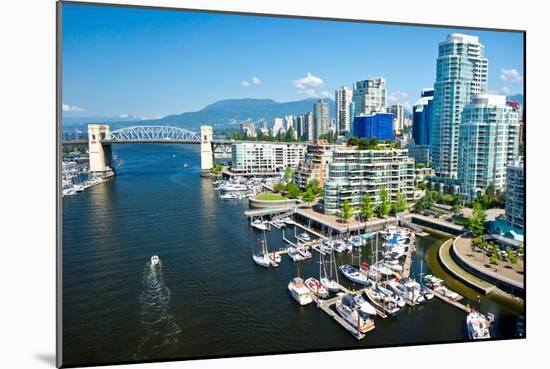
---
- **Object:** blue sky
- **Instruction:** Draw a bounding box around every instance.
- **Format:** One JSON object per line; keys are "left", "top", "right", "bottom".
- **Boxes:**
{"left": 62, "top": 3, "right": 524, "bottom": 119}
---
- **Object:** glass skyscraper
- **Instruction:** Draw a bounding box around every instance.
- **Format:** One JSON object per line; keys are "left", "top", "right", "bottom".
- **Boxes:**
{"left": 412, "top": 88, "right": 434, "bottom": 146}
{"left": 431, "top": 33, "right": 488, "bottom": 179}
{"left": 352, "top": 113, "right": 394, "bottom": 141}
{"left": 457, "top": 95, "right": 520, "bottom": 200}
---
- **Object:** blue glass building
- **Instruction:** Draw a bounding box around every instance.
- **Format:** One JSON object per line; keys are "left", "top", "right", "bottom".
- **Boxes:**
{"left": 352, "top": 113, "right": 394, "bottom": 141}
{"left": 412, "top": 88, "right": 434, "bottom": 147}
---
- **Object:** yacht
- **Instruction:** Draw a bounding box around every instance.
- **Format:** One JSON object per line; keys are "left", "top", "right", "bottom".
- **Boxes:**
{"left": 389, "top": 279, "right": 425, "bottom": 305}
{"left": 150, "top": 255, "right": 159, "bottom": 266}
{"left": 466, "top": 311, "right": 492, "bottom": 339}
{"left": 364, "top": 288, "right": 400, "bottom": 316}
{"left": 220, "top": 192, "right": 239, "bottom": 200}
{"left": 288, "top": 277, "right": 313, "bottom": 306}
{"left": 251, "top": 219, "right": 269, "bottom": 231}
{"left": 333, "top": 241, "right": 346, "bottom": 253}
{"left": 384, "top": 262, "right": 403, "bottom": 273}
{"left": 354, "top": 294, "right": 377, "bottom": 315}
{"left": 340, "top": 264, "right": 370, "bottom": 286}
{"left": 304, "top": 277, "right": 329, "bottom": 298}
{"left": 335, "top": 295, "right": 375, "bottom": 334}
{"left": 375, "top": 282, "right": 406, "bottom": 308}
{"left": 319, "top": 240, "right": 334, "bottom": 254}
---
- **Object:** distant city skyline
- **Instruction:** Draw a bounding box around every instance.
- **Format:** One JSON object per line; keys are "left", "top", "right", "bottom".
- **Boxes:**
{"left": 62, "top": 3, "right": 524, "bottom": 119}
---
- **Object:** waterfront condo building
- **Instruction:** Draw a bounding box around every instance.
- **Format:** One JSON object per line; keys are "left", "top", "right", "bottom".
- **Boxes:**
{"left": 352, "top": 112, "right": 395, "bottom": 141}
{"left": 323, "top": 147, "right": 415, "bottom": 216}
{"left": 505, "top": 157, "right": 524, "bottom": 230}
{"left": 313, "top": 99, "right": 329, "bottom": 140}
{"left": 431, "top": 33, "right": 488, "bottom": 179}
{"left": 457, "top": 94, "right": 520, "bottom": 201}
{"left": 353, "top": 78, "right": 387, "bottom": 117}
{"left": 294, "top": 140, "right": 338, "bottom": 190}
{"left": 335, "top": 86, "right": 353, "bottom": 135}
{"left": 231, "top": 142, "right": 306, "bottom": 174}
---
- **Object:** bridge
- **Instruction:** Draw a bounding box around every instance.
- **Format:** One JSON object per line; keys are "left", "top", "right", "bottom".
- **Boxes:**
{"left": 62, "top": 124, "right": 228, "bottom": 176}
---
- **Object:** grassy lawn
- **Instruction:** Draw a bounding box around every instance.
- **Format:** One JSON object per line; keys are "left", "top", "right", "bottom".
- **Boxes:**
{"left": 256, "top": 192, "right": 288, "bottom": 201}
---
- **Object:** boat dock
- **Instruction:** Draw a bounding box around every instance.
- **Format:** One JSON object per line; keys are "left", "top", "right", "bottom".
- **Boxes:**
{"left": 401, "top": 241, "right": 416, "bottom": 278}
{"left": 431, "top": 288, "right": 470, "bottom": 313}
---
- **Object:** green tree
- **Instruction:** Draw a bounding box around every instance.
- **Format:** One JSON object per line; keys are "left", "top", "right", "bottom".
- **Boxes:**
{"left": 342, "top": 199, "right": 353, "bottom": 222}
{"left": 273, "top": 182, "right": 285, "bottom": 193}
{"left": 302, "top": 189, "right": 315, "bottom": 205}
{"left": 467, "top": 202, "right": 487, "bottom": 236}
{"left": 306, "top": 178, "right": 323, "bottom": 196}
{"left": 360, "top": 194, "right": 375, "bottom": 220}
{"left": 284, "top": 166, "right": 294, "bottom": 183}
{"left": 393, "top": 192, "right": 408, "bottom": 213}
{"left": 378, "top": 187, "right": 390, "bottom": 217}
{"left": 286, "top": 182, "right": 301, "bottom": 199}
{"left": 285, "top": 126, "right": 296, "bottom": 142}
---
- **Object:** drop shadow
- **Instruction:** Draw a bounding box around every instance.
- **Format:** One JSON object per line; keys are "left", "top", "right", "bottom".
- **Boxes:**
{"left": 34, "top": 353, "right": 56, "bottom": 367}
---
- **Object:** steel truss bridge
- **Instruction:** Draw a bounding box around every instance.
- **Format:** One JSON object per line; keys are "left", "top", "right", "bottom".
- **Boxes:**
{"left": 108, "top": 125, "right": 201, "bottom": 143}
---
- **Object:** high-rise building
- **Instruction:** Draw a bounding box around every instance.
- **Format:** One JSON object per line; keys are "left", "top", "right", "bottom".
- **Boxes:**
{"left": 335, "top": 86, "right": 352, "bottom": 135}
{"left": 313, "top": 99, "right": 329, "bottom": 140}
{"left": 284, "top": 115, "right": 297, "bottom": 139}
{"left": 352, "top": 78, "right": 387, "bottom": 116}
{"left": 323, "top": 147, "right": 415, "bottom": 215}
{"left": 272, "top": 117, "right": 286, "bottom": 137}
{"left": 352, "top": 112, "right": 394, "bottom": 141}
{"left": 388, "top": 104, "right": 405, "bottom": 133}
{"left": 412, "top": 88, "right": 434, "bottom": 147}
{"left": 431, "top": 33, "right": 488, "bottom": 179}
{"left": 231, "top": 142, "right": 306, "bottom": 174}
{"left": 297, "top": 112, "right": 315, "bottom": 142}
{"left": 457, "top": 95, "right": 520, "bottom": 200}
{"left": 505, "top": 157, "right": 524, "bottom": 230}
{"left": 240, "top": 121, "right": 256, "bottom": 138}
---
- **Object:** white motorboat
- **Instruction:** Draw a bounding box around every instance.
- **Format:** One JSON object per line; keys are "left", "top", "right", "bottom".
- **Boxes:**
{"left": 298, "top": 232, "right": 311, "bottom": 242}
{"left": 340, "top": 264, "right": 370, "bottom": 286}
{"left": 375, "top": 282, "right": 406, "bottom": 308}
{"left": 220, "top": 192, "right": 239, "bottom": 200}
{"left": 335, "top": 295, "right": 375, "bottom": 334}
{"left": 252, "top": 253, "right": 271, "bottom": 267}
{"left": 150, "top": 255, "right": 159, "bottom": 266}
{"left": 354, "top": 294, "right": 377, "bottom": 315}
{"left": 389, "top": 279, "right": 425, "bottom": 305}
{"left": 288, "top": 277, "right": 313, "bottom": 306}
{"left": 281, "top": 217, "right": 294, "bottom": 225}
{"left": 364, "top": 287, "right": 400, "bottom": 316}
{"left": 270, "top": 252, "right": 282, "bottom": 263}
{"left": 384, "top": 262, "right": 403, "bottom": 273}
{"left": 333, "top": 241, "right": 346, "bottom": 253}
{"left": 251, "top": 219, "right": 269, "bottom": 231}
{"left": 304, "top": 277, "right": 329, "bottom": 298}
{"left": 296, "top": 246, "right": 312, "bottom": 259}
{"left": 287, "top": 247, "right": 305, "bottom": 262}
{"left": 467, "top": 311, "right": 492, "bottom": 339}
{"left": 319, "top": 241, "right": 334, "bottom": 254}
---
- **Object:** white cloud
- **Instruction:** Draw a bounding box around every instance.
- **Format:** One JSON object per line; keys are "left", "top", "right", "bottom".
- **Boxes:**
{"left": 388, "top": 91, "right": 408, "bottom": 104}
{"left": 293, "top": 72, "right": 324, "bottom": 90}
{"left": 119, "top": 113, "right": 129, "bottom": 118}
{"left": 252, "top": 76, "right": 261, "bottom": 85}
{"left": 490, "top": 86, "right": 513, "bottom": 95}
{"left": 320, "top": 91, "right": 332, "bottom": 98}
{"left": 62, "top": 104, "right": 85, "bottom": 112}
{"left": 499, "top": 68, "right": 523, "bottom": 83}
{"left": 241, "top": 81, "right": 251, "bottom": 87}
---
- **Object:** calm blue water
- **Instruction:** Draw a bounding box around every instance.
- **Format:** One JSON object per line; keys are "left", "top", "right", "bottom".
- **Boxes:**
{"left": 62, "top": 144, "right": 522, "bottom": 366}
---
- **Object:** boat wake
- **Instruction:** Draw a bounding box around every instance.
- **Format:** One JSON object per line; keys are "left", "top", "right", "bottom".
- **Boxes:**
{"left": 135, "top": 259, "right": 182, "bottom": 360}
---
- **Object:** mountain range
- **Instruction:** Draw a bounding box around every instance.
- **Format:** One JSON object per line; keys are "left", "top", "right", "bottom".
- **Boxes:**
{"left": 63, "top": 98, "right": 336, "bottom": 132}
{"left": 63, "top": 94, "right": 523, "bottom": 132}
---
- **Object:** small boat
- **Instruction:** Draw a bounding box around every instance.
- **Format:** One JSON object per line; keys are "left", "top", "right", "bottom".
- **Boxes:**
{"left": 320, "top": 277, "right": 340, "bottom": 293}
{"left": 335, "top": 295, "right": 375, "bottom": 334}
{"left": 288, "top": 277, "right": 313, "bottom": 306}
{"left": 270, "top": 252, "right": 282, "bottom": 263}
{"left": 287, "top": 247, "right": 305, "bottom": 262}
{"left": 354, "top": 294, "right": 377, "bottom": 315}
{"left": 151, "top": 255, "right": 159, "bottom": 266}
{"left": 252, "top": 253, "right": 271, "bottom": 267}
{"left": 281, "top": 217, "right": 294, "bottom": 225}
{"left": 375, "top": 282, "right": 406, "bottom": 308}
{"left": 466, "top": 311, "right": 492, "bottom": 339}
{"left": 389, "top": 279, "right": 425, "bottom": 305}
{"left": 304, "top": 277, "right": 329, "bottom": 298}
{"left": 220, "top": 192, "right": 239, "bottom": 200}
{"left": 298, "top": 232, "right": 311, "bottom": 242}
{"left": 340, "top": 264, "right": 370, "bottom": 286}
{"left": 183, "top": 163, "right": 188, "bottom": 168}
{"left": 333, "top": 241, "right": 346, "bottom": 253}
{"left": 419, "top": 284, "right": 434, "bottom": 300}
{"left": 319, "top": 241, "right": 334, "bottom": 254}
{"left": 271, "top": 220, "right": 286, "bottom": 229}
{"left": 384, "top": 262, "right": 403, "bottom": 273}
{"left": 364, "top": 287, "right": 400, "bottom": 316}
{"left": 251, "top": 219, "right": 269, "bottom": 231}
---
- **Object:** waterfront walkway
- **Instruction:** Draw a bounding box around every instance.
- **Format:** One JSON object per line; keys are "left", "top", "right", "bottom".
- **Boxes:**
{"left": 438, "top": 239, "right": 496, "bottom": 294}
{"left": 453, "top": 235, "right": 524, "bottom": 292}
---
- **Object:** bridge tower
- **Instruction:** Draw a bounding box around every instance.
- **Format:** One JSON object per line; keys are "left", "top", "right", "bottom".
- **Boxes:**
{"left": 200, "top": 125, "right": 214, "bottom": 177}
{"left": 88, "top": 124, "right": 113, "bottom": 173}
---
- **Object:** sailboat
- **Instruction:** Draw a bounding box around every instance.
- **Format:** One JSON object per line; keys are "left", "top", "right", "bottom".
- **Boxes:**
{"left": 252, "top": 233, "right": 271, "bottom": 268}
{"left": 321, "top": 249, "right": 340, "bottom": 292}
{"left": 417, "top": 257, "right": 434, "bottom": 300}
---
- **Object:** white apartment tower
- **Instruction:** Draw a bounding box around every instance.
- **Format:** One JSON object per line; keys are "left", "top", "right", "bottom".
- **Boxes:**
{"left": 431, "top": 33, "right": 488, "bottom": 179}
{"left": 353, "top": 78, "right": 387, "bottom": 116}
{"left": 335, "top": 86, "right": 352, "bottom": 135}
